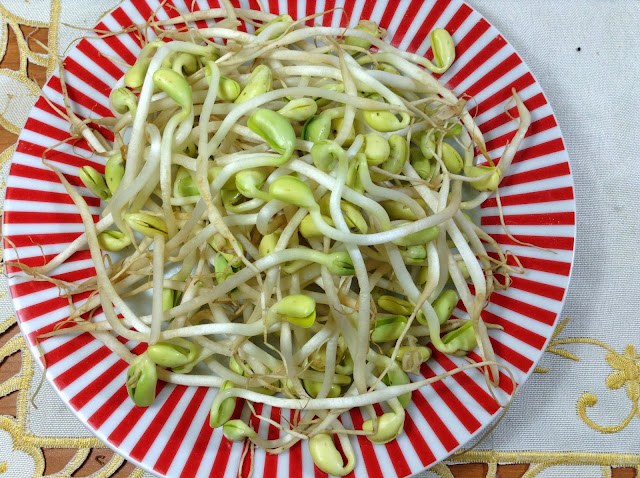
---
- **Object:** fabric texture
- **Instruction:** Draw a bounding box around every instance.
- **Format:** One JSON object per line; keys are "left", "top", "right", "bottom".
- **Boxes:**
{"left": 0, "top": 1, "right": 638, "bottom": 476}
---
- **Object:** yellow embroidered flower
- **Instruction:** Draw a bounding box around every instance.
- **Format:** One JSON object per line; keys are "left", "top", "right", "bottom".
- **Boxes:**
{"left": 604, "top": 344, "right": 640, "bottom": 402}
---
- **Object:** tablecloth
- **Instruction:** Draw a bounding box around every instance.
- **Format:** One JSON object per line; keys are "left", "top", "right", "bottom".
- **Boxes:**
{"left": 0, "top": 1, "right": 639, "bottom": 477}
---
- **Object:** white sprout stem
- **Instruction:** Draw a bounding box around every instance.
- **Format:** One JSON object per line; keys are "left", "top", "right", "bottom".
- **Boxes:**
{"left": 291, "top": 325, "right": 335, "bottom": 364}
{"left": 106, "top": 124, "right": 161, "bottom": 230}
{"left": 149, "top": 234, "right": 166, "bottom": 345}
{"left": 461, "top": 91, "right": 532, "bottom": 209}
{"left": 327, "top": 135, "right": 369, "bottom": 394}
{"left": 29, "top": 213, "right": 113, "bottom": 275}
{"left": 45, "top": 162, "right": 150, "bottom": 334}
{"left": 215, "top": 360, "right": 508, "bottom": 410}
{"left": 160, "top": 113, "right": 187, "bottom": 237}
{"left": 316, "top": 335, "right": 339, "bottom": 399}
{"left": 123, "top": 42, "right": 214, "bottom": 193}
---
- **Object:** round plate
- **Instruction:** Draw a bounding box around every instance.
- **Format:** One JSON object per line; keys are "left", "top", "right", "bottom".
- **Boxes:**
{"left": 2, "top": 0, "right": 575, "bottom": 476}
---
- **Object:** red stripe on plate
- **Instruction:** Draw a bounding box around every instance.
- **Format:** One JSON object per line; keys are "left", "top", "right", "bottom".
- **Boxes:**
{"left": 38, "top": 103, "right": 114, "bottom": 147}
{"left": 480, "top": 92, "right": 546, "bottom": 134}
{"left": 482, "top": 186, "right": 574, "bottom": 208}
{"left": 462, "top": 53, "right": 521, "bottom": 99}
{"left": 287, "top": 0, "right": 299, "bottom": 25}
{"left": 410, "top": 388, "right": 459, "bottom": 452}
{"left": 485, "top": 115, "right": 557, "bottom": 153}
{"left": 12, "top": 144, "right": 104, "bottom": 176}
{"left": 289, "top": 410, "right": 302, "bottom": 478}
{"left": 267, "top": 0, "right": 278, "bottom": 15}
{"left": 430, "top": 350, "right": 501, "bottom": 414}
{"left": 489, "top": 290, "right": 557, "bottom": 325}
{"left": 63, "top": 56, "right": 112, "bottom": 99}
{"left": 239, "top": 402, "right": 264, "bottom": 478}
{"left": 108, "top": 382, "right": 168, "bottom": 447}
{"left": 68, "top": 343, "right": 146, "bottom": 412}
{"left": 406, "top": 0, "right": 452, "bottom": 54}
{"left": 16, "top": 291, "right": 90, "bottom": 325}
{"left": 30, "top": 95, "right": 114, "bottom": 143}
{"left": 305, "top": 0, "right": 317, "bottom": 26}
{"left": 93, "top": 21, "right": 137, "bottom": 65}
{"left": 4, "top": 247, "right": 89, "bottom": 271}
{"left": 498, "top": 160, "right": 569, "bottom": 189}
{"left": 403, "top": 411, "right": 436, "bottom": 466}
{"left": 444, "top": 17, "right": 490, "bottom": 68}
{"left": 487, "top": 251, "right": 572, "bottom": 276}
{"left": 512, "top": 139, "right": 567, "bottom": 167}
{"left": 391, "top": 0, "right": 436, "bottom": 49}
{"left": 87, "top": 384, "right": 130, "bottom": 429}
{"left": 4, "top": 210, "right": 98, "bottom": 225}
{"left": 480, "top": 211, "right": 575, "bottom": 227}
{"left": 8, "top": 161, "right": 88, "bottom": 188}
{"left": 359, "top": 0, "right": 376, "bottom": 21}
{"left": 423, "top": 3, "right": 475, "bottom": 61}
{"left": 382, "top": 431, "right": 412, "bottom": 477}
{"left": 263, "top": 406, "right": 281, "bottom": 478}
{"left": 70, "top": 361, "right": 130, "bottom": 411}
{"left": 348, "top": 408, "right": 384, "bottom": 478}
{"left": 473, "top": 72, "right": 535, "bottom": 117}
{"left": 3, "top": 232, "right": 83, "bottom": 248}
{"left": 444, "top": 2, "right": 473, "bottom": 34}
{"left": 33, "top": 312, "right": 105, "bottom": 347}
{"left": 153, "top": 386, "right": 209, "bottom": 476}
{"left": 180, "top": 417, "right": 216, "bottom": 478}
{"left": 161, "top": 0, "right": 185, "bottom": 29}
{"left": 46, "top": 75, "right": 113, "bottom": 119}
{"left": 446, "top": 34, "right": 508, "bottom": 89}
{"left": 378, "top": 2, "right": 397, "bottom": 30}
{"left": 111, "top": 8, "right": 144, "bottom": 48}
{"left": 7, "top": 265, "right": 95, "bottom": 298}
{"left": 488, "top": 233, "right": 574, "bottom": 251}
{"left": 481, "top": 310, "right": 547, "bottom": 349}
{"left": 247, "top": 0, "right": 262, "bottom": 13}
{"left": 20, "top": 117, "right": 83, "bottom": 151}
{"left": 489, "top": 336, "right": 534, "bottom": 372}
{"left": 467, "top": 351, "right": 516, "bottom": 395}
{"left": 130, "top": 385, "right": 189, "bottom": 463}
{"left": 314, "top": 463, "right": 328, "bottom": 478}
{"left": 5, "top": 187, "right": 100, "bottom": 207}
{"left": 509, "top": 276, "right": 566, "bottom": 301}
{"left": 43, "top": 332, "right": 95, "bottom": 367}
{"left": 76, "top": 39, "right": 125, "bottom": 80}
{"left": 212, "top": 401, "right": 252, "bottom": 478}
{"left": 420, "top": 363, "right": 482, "bottom": 433}
{"left": 29, "top": 94, "right": 69, "bottom": 123}
{"left": 343, "top": 0, "right": 357, "bottom": 27}
{"left": 54, "top": 343, "right": 115, "bottom": 389}
{"left": 323, "top": 0, "right": 336, "bottom": 27}
{"left": 132, "top": 0, "right": 161, "bottom": 29}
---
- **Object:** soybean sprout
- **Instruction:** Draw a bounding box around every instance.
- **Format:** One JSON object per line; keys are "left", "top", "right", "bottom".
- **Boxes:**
{"left": 12, "top": 6, "right": 532, "bottom": 476}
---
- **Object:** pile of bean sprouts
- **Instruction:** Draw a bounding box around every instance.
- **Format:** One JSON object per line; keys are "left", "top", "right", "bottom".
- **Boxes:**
{"left": 15, "top": 4, "right": 532, "bottom": 475}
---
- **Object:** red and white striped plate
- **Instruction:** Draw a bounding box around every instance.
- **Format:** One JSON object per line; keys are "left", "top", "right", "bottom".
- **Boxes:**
{"left": 2, "top": 0, "right": 575, "bottom": 476}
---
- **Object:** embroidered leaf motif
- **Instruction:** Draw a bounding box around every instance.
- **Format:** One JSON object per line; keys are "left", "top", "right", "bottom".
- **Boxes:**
{"left": 605, "top": 370, "right": 626, "bottom": 390}
{"left": 626, "top": 380, "right": 640, "bottom": 402}
{"left": 605, "top": 352, "right": 628, "bottom": 371}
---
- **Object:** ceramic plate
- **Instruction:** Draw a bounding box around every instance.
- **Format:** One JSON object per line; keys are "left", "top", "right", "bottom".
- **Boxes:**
{"left": 2, "top": 0, "right": 576, "bottom": 476}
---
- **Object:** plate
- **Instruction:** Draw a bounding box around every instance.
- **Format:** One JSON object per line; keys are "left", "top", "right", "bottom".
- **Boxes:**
{"left": 1, "top": 0, "right": 576, "bottom": 476}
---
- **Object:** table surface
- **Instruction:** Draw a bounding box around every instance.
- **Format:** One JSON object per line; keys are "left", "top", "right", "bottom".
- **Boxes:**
{"left": 0, "top": 4, "right": 638, "bottom": 478}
